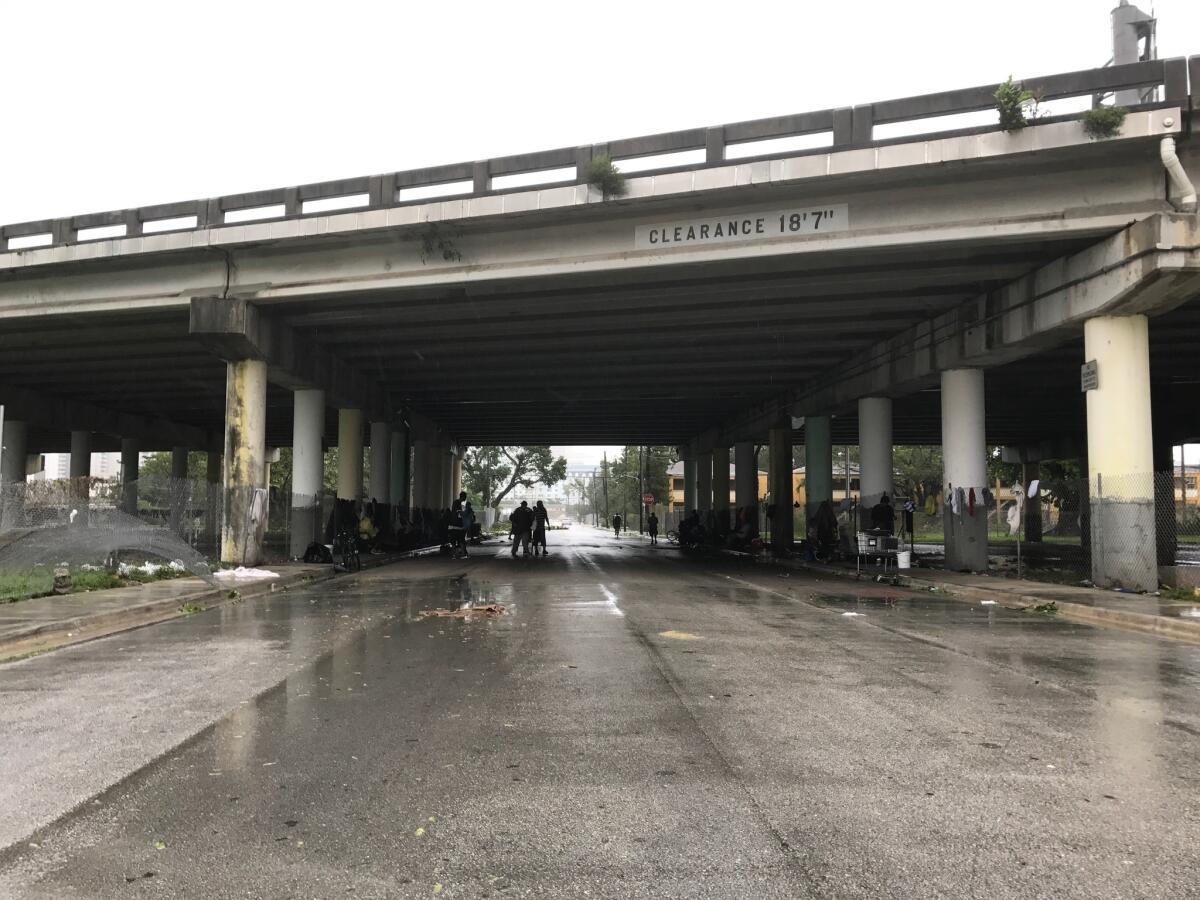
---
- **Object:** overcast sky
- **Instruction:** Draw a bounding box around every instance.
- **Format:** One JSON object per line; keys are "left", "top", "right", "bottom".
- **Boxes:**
{"left": 4, "top": 1, "right": 1197, "bottom": 466}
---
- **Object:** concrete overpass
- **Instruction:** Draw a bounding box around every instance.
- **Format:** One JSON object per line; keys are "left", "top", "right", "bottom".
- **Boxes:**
{"left": 2, "top": 55, "right": 1199, "bottom": 589}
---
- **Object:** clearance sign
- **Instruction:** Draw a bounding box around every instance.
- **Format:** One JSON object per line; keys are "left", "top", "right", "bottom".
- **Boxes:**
{"left": 635, "top": 204, "right": 849, "bottom": 250}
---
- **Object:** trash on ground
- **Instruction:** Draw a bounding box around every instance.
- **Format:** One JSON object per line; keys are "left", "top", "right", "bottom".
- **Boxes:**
{"left": 418, "top": 604, "right": 506, "bottom": 619}
{"left": 1180, "top": 608, "right": 1200, "bottom": 619}
{"left": 213, "top": 567, "right": 280, "bottom": 581}
{"left": 658, "top": 630, "right": 703, "bottom": 641}
{"left": 841, "top": 611, "right": 863, "bottom": 617}
{"left": 980, "top": 600, "right": 998, "bottom": 606}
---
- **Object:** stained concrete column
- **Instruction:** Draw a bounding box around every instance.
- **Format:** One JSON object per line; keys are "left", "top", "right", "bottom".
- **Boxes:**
{"left": 696, "top": 452, "right": 713, "bottom": 513}
{"left": 390, "top": 428, "right": 409, "bottom": 513}
{"left": 336, "top": 409, "right": 364, "bottom": 502}
{"left": 1084, "top": 315, "right": 1157, "bottom": 591}
{"left": 121, "top": 437, "right": 139, "bottom": 516}
{"left": 205, "top": 450, "right": 221, "bottom": 543}
{"left": 170, "top": 446, "right": 189, "bottom": 536}
{"left": 451, "top": 449, "right": 464, "bottom": 499}
{"left": 221, "top": 359, "right": 268, "bottom": 566}
{"left": 0, "top": 420, "right": 28, "bottom": 529}
{"left": 804, "top": 416, "right": 833, "bottom": 523}
{"left": 683, "top": 456, "right": 697, "bottom": 511}
{"left": 412, "top": 440, "right": 431, "bottom": 509}
{"left": 433, "top": 444, "right": 451, "bottom": 509}
{"left": 769, "top": 426, "right": 793, "bottom": 553}
{"left": 941, "top": 369, "right": 988, "bottom": 572}
{"left": 290, "top": 389, "right": 324, "bottom": 557}
{"left": 858, "top": 397, "right": 893, "bottom": 508}
{"left": 734, "top": 442, "right": 757, "bottom": 512}
{"left": 69, "top": 431, "right": 91, "bottom": 479}
{"left": 711, "top": 446, "right": 730, "bottom": 529}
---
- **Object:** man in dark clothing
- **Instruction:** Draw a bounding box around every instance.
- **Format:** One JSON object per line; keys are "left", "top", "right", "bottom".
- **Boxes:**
{"left": 509, "top": 501, "right": 534, "bottom": 557}
{"left": 870, "top": 493, "right": 895, "bottom": 534}
{"left": 612, "top": 514, "right": 622, "bottom": 537}
{"left": 647, "top": 511, "right": 659, "bottom": 546}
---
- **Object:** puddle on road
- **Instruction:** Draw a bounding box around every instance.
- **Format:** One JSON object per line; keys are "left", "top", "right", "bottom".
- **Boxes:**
{"left": 416, "top": 575, "right": 511, "bottom": 620}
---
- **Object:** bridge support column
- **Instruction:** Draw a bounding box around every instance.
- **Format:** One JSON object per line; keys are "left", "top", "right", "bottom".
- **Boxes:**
{"left": 697, "top": 452, "right": 713, "bottom": 513}
{"left": 451, "top": 449, "right": 464, "bottom": 499}
{"left": 368, "top": 421, "right": 391, "bottom": 533}
{"left": 941, "top": 369, "right": 988, "bottom": 572}
{"left": 1085, "top": 315, "right": 1157, "bottom": 591}
{"left": 769, "top": 426, "right": 793, "bottom": 553}
{"left": 0, "top": 420, "right": 28, "bottom": 529}
{"left": 121, "top": 437, "right": 139, "bottom": 516}
{"left": 390, "top": 427, "right": 409, "bottom": 515}
{"left": 412, "top": 440, "right": 430, "bottom": 509}
{"left": 221, "top": 359, "right": 268, "bottom": 565}
{"left": 170, "top": 446, "right": 189, "bottom": 536}
{"left": 712, "top": 446, "right": 730, "bottom": 530}
{"left": 858, "top": 397, "right": 893, "bottom": 509}
{"left": 290, "top": 389, "right": 324, "bottom": 557}
{"left": 683, "top": 456, "right": 697, "bottom": 512}
{"left": 336, "top": 408, "right": 364, "bottom": 538}
{"left": 69, "top": 430, "right": 91, "bottom": 522}
{"left": 804, "top": 416, "right": 833, "bottom": 526}
{"left": 734, "top": 442, "right": 757, "bottom": 513}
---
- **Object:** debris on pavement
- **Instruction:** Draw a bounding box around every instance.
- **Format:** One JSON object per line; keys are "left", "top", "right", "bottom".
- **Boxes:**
{"left": 658, "top": 630, "right": 703, "bottom": 641}
{"left": 418, "top": 604, "right": 506, "bottom": 619}
{"left": 841, "top": 611, "right": 863, "bottom": 617}
{"left": 213, "top": 567, "right": 280, "bottom": 582}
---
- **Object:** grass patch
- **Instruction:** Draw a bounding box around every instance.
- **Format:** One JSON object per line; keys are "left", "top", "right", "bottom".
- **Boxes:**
{"left": 1160, "top": 585, "right": 1199, "bottom": 602}
{"left": 1, "top": 562, "right": 189, "bottom": 602}
{"left": 178, "top": 603, "right": 205, "bottom": 614}
{"left": 71, "top": 570, "right": 125, "bottom": 592}
{"left": 1030, "top": 601, "right": 1059, "bottom": 615}
{"left": 0, "top": 571, "right": 54, "bottom": 602}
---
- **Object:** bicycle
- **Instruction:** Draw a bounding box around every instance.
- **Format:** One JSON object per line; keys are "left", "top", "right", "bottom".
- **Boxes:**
{"left": 333, "top": 528, "right": 361, "bottom": 571}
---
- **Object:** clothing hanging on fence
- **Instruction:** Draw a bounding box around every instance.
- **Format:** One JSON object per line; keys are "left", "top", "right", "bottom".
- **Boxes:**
{"left": 948, "top": 485, "right": 960, "bottom": 516}
{"left": 956, "top": 487, "right": 966, "bottom": 518}
{"left": 902, "top": 500, "right": 915, "bottom": 536}
{"left": 968, "top": 487, "right": 976, "bottom": 517}
{"left": 982, "top": 487, "right": 994, "bottom": 509}
{"left": 925, "top": 494, "right": 937, "bottom": 517}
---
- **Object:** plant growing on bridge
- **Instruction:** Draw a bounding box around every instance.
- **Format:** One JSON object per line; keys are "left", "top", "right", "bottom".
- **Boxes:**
{"left": 1080, "top": 105, "right": 1127, "bottom": 140}
{"left": 413, "top": 223, "right": 463, "bottom": 264}
{"left": 585, "top": 154, "right": 627, "bottom": 200}
{"left": 994, "top": 77, "right": 1034, "bottom": 132}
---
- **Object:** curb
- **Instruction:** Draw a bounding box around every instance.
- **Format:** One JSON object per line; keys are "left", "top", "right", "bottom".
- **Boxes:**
{"left": 775, "top": 557, "right": 1200, "bottom": 645}
{"left": 0, "top": 553, "right": 400, "bottom": 662}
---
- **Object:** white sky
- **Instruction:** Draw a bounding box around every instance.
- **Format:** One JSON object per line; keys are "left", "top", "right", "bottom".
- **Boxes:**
{"left": 3, "top": 1, "right": 1197, "bottom": 467}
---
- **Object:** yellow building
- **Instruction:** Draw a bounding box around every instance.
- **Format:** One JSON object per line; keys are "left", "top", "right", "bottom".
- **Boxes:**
{"left": 666, "top": 462, "right": 861, "bottom": 511}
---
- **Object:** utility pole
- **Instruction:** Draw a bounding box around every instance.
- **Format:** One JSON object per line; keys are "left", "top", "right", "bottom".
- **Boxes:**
{"left": 602, "top": 453, "right": 610, "bottom": 523}
{"left": 638, "top": 445, "right": 645, "bottom": 534}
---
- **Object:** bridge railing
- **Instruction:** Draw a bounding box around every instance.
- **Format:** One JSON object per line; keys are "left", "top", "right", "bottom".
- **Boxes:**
{"left": 2, "top": 57, "right": 1195, "bottom": 253}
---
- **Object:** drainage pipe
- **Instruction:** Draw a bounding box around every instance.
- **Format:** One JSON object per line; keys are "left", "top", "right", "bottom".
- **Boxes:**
{"left": 1161, "top": 137, "right": 1197, "bottom": 213}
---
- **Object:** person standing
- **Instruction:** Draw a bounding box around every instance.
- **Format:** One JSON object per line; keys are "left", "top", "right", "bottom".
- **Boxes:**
{"left": 647, "top": 511, "right": 659, "bottom": 546}
{"left": 509, "top": 501, "right": 534, "bottom": 557}
{"left": 532, "top": 500, "right": 551, "bottom": 556}
{"left": 612, "top": 513, "right": 622, "bottom": 537}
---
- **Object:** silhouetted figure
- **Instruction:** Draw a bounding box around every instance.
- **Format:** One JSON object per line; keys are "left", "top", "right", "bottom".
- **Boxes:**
{"left": 532, "top": 500, "right": 551, "bottom": 556}
{"left": 870, "top": 493, "right": 895, "bottom": 535}
{"left": 510, "top": 501, "right": 534, "bottom": 557}
{"left": 612, "top": 514, "right": 622, "bottom": 536}
{"left": 647, "top": 512, "right": 659, "bottom": 545}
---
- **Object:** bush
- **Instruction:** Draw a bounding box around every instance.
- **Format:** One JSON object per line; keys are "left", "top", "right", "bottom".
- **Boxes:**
{"left": 1080, "top": 105, "right": 1126, "bottom": 140}
{"left": 585, "top": 154, "right": 627, "bottom": 199}
{"left": 995, "top": 77, "right": 1033, "bottom": 133}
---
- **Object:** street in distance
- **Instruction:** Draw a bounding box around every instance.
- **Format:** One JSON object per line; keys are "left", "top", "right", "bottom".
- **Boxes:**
{"left": 635, "top": 204, "right": 849, "bottom": 250}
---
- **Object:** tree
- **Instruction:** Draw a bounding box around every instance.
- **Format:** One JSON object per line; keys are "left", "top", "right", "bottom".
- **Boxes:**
{"left": 462, "top": 446, "right": 567, "bottom": 517}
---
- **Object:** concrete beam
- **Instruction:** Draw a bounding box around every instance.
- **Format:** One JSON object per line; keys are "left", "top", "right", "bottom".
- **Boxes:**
{"left": 715, "top": 213, "right": 1200, "bottom": 445}
{"left": 189, "top": 296, "right": 388, "bottom": 420}
{"left": 0, "top": 382, "right": 212, "bottom": 450}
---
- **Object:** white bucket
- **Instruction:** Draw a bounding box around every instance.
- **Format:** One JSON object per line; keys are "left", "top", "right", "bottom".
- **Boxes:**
{"left": 896, "top": 550, "right": 912, "bottom": 569}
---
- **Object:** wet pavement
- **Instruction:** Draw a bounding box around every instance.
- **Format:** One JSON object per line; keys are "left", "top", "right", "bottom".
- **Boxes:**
{"left": 1, "top": 529, "right": 1197, "bottom": 898}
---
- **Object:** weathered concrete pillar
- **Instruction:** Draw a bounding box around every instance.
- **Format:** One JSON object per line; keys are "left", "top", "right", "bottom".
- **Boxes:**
{"left": 389, "top": 428, "right": 409, "bottom": 512}
{"left": 769, "top": 426, "right": 793, "bottom": 552}
{"left": 433, "top": 444, "right": 451, "bottom": 509}
{"left": 941, "top": 369, "right": 988, "bottom": 572}
{"left": 336, "top": 409, "right": 364, "bottom": 502}
{"left": 858, "top": 397, "right": 893, "bottom": 509}
{"left": 291, "top": 389, "right": 324, "bottom": 557}
{"left": 121, "top": 437, "right": 139, "bottom": 516}
{"left": 221, "top": 359, "right": 268, "bottom": 566}
{"left": 804, "top": 416, "right": 833, "bottom": 524}
{"left": 1085, "top": 315, "right": 1157, "bottom": 591}
{"left": 205, "top": 450, "right": 221, "bottom": 543}
{"left": 0, "top": 420, "right": 28, "bottom": 529}
{"left": 368, "top": 422, "right": 391, "bottom": 504}
{"left": 734, "top": 442, "right": 757, "bottom": 512}
{"left": 412, "top": 440, "right": 431, "bottom": 508}
{"left": 170, "top": 446, "right": 189, "bottom": 536}
{"left": 697, "top": 452, "right": 713, "bottom": 512}
{"left": 683, "top": 456, "right": 698, "bottom": 511}
{"left": 69, "top": 431, "right": 91, "bottom": 479}
{"left": 712, "top": 446, "right": 730, "bottom": 528}
{"left": 451, "top": 448, "right": 464, "bottom": 499}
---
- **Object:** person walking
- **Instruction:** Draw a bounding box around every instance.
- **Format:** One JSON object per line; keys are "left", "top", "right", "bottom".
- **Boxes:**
{"left": 647, "top": 511, "right": 659, "bottom": 546}
{"left": 612, "top": 513, "right": 622, "bottom": 537}
{"left": 532, "top": 500, "right": 551, "bottom": 556}
{"left": 509, "top": 501, "right": 534, "bottom": 557}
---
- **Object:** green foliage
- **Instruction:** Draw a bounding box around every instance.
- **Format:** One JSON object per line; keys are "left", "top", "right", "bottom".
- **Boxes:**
{"left": 1031, "top": 601, "right": 1058, "bottom": 615}
{"left": 178, "top": 603, "right": 204, "bottom": 614}
{"left": 995, "top": 76, "right": 1034, "bottom": 132}
{"left": 1080, "top": 105, "right": 1126, "bottom": 140}
{"left": 71, "top": 570, "right": 124, "bottom": 592}
{"left": 585, "top": 154, "right": 627, "bottom": 199}
{"left": 461, "top": 446, "right": 568, "bottom": 513}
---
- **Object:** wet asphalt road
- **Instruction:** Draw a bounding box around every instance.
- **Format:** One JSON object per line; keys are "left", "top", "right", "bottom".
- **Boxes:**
{"left": 1, "top": 529, "right": 1198, "bottom": 898}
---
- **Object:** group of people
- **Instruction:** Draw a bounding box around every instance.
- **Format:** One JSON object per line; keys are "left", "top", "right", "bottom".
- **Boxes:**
{"left": 508, "top": 500, "right": 552, "bottom": 557}
{"left": 677, "top": 506, "right": 760, "bottom": 551}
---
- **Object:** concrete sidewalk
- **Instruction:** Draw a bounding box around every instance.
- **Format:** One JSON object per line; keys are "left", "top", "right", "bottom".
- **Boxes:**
{"left": 782, "top": 556, "right": 1200, "bottom": 644}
